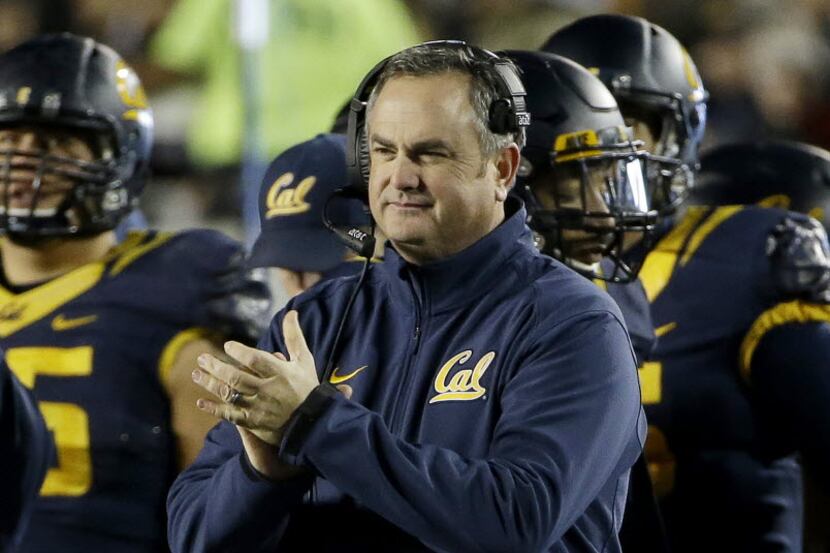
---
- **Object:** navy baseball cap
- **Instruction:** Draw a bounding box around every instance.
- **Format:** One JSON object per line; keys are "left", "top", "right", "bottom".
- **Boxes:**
{"left": 248, "top": 133, "right": 369, "bottom": 271}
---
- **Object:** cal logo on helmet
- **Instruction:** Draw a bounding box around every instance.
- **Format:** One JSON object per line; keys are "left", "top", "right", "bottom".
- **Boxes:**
{"left": 115, "top": 60, "right": 148, "bottom": 120}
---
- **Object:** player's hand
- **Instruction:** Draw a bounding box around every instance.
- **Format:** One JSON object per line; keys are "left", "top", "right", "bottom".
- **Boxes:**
{"left": 191, "top": 310, "right": 320, "bottom": 446}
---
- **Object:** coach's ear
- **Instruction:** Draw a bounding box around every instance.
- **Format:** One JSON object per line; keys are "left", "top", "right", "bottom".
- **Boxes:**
{"left": 494, "top": 144, "right": 520, "bottom": 202}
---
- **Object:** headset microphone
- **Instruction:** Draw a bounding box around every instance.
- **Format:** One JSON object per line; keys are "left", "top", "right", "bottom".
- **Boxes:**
{"left": 323, "top": 188, "right": 376, "bottom": 259}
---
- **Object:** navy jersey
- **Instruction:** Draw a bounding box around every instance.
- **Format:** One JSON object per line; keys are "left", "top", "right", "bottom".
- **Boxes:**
{"left": 599, "top": 262, "right": 657, "bottom": 367}
{"left": 638, "top": 205, "right": 830, "bottom": 552}
{"left": 0, "top": 230, "right": 270, "bottom": 553}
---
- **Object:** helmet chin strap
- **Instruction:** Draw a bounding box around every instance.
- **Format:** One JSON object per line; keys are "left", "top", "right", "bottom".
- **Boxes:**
{"left": 532, "top": 230, "right": 602, "bottom": 276}
{"left": 563, "top": 256, "right": 601, "bottom": 274}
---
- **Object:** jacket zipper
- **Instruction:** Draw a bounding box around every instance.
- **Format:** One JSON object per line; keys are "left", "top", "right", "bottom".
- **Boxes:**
{"left": 388, "top": 269, "right": 424, "bottom": 432}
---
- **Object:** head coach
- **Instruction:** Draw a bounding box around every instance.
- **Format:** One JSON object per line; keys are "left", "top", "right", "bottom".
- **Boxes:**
{"left": 169, "top": 41, "right": 645, "bottom": 553}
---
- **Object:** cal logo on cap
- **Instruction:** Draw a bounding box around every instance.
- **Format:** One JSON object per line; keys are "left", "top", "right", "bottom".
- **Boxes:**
{"left": 266, "top": 172, "right": 316, "bottom": 218}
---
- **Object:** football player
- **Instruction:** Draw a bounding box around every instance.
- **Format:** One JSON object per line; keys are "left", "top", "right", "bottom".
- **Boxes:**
{"left": 544, "top": 14, "right": 830, "bottom": 552}
{"left": 693, "top": 139, "right": 830, "bottom": 552}
{"left": 0, "top": 34, "right": 271, "bottom": 552}
{"left": 503, "top": 49, "right": 657, "bottom": 367}
{"left": 505, "top": 49, "right": 666, "bottom": 552}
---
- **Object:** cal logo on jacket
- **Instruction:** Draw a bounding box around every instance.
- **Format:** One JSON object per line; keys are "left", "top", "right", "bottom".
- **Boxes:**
{"left": 430, "top": 350, "right": 495, "bottom": 403}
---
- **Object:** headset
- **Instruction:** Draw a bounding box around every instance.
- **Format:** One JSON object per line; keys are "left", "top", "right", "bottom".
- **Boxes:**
{"left": 345, "top": 39, "right": 531, "bottom": 194}
{"left": 321, "top": 41, "right": 530, "bottom": 383}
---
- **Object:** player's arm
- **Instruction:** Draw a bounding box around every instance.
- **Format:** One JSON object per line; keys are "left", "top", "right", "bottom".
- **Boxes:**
{"left": 744, "top": 215, "right": 830, "bottom": 550}
{"left": 746, "top": 214, "right": 830, "bottom": 480}
{"left": 162, "top": 336, "right": 227, "bottom": 468}
{"left": 749, "top": 323, "right": 830, "bottom": 488}
{"left": 163, "top": 233, "right": 273, "bottom": 469}
{"left": 747, "top": 321, "right": 830, "bottom": 550}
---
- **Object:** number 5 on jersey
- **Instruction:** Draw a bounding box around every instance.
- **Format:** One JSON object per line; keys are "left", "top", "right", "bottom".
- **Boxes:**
{"left": 7, "top": 346, "right": 93, "bottom": 496}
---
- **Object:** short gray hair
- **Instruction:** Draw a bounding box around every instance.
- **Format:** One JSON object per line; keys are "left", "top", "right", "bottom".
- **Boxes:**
{"left": 366, "top": 43, "right": 526, "bottom": 157}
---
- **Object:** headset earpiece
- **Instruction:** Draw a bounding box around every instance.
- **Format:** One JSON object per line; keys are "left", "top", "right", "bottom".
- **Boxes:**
{"left": 489, "top": 98, "right": 515, "bottom": 135}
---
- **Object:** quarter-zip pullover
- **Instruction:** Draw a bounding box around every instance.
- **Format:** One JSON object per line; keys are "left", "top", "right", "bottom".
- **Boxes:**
{"left": 168, "top": 202, "right": 646, "bottom": 553}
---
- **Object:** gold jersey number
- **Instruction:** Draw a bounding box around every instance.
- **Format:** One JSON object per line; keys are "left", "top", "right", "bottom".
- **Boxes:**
{"left": 7, "top": 346, "right": 93, "bottom": 496}
{"left": 639, "top": 361, "right": 677, "bottom": 498}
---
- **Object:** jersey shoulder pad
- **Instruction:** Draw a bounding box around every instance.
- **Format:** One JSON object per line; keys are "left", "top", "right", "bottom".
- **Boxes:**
{"left": 767, "top": 214, "right": 830, "bottom": 302}
{"left": 162, "top": 229, "right": 273, "bottom": 344}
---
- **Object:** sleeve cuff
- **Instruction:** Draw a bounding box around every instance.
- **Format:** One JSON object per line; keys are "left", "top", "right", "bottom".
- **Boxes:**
{"left": 279, "top": 382, "right": 340, "bottom": 464}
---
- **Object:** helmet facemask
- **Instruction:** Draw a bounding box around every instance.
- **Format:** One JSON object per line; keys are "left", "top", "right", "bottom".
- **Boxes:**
{"left": 522, "top": 125, "right": 656, "bottom": 283}
{"left": 615, "top": 84, "right": 707, "bottom": 217}
{"left": 0, "top": 122, "right": 134, "bottom": 239}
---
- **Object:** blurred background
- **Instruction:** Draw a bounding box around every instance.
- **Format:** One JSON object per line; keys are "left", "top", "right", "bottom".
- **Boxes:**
{"left": 5, "top": 0, "right": 827, "bottom": 242}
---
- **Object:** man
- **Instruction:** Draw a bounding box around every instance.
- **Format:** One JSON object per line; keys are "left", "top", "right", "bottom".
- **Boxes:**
{"left": 169, "top": 42, "right": 645, "bottom": 552}
{"left": 0, "top": 359, "right": 50, "bottom": 552}
{"left": 0, "top": 34, "right": 271, "bottom": 552}
{"left": 692, "top": 139, "right": 830, "bottom": 552}
{"left": 544, "top": 15, "right": 830, "bottom": 552}
{"left": 247, "top": 132, "right": 377, "bottom": 305}
{"left": 505, "top": 49, "right": 667, "bottom": 552}
{"left": 503, "top": 49, "right": 657, "bottom": 366}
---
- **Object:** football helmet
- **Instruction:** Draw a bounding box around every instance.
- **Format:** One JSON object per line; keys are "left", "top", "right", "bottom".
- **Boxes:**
{"left": 542, "top": 14, "right": 708, "bottom": 216}
{"left": 0, "top": 33, "right": 153, "bottom": 237}
{"left": 693, "top": 140, "right": 830, "bottom": 232}
{"left": 505, "top": 50, "right": 655, "bottom": 282}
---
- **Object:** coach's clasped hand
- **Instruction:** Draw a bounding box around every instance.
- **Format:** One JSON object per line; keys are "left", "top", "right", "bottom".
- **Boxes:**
{"left": 191, "top": 309, "right": 352, "bottom": 478}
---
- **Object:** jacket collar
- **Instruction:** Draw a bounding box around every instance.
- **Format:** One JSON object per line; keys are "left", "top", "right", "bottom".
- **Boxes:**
{"left": 380, "top": 197, "right": 535, "bottom": 313}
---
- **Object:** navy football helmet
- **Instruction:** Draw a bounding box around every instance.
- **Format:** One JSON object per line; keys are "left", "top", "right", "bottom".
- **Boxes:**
{"left": 0, "top": 33, "right": 153, "bottom": 237}
{"left": 693, "top": 140, "right": 830, "bottom": 232}
{"left": 505, "top": 50, "right": 655, "bottom": 282}
{"left": 542, "top": 15, "right": 708, "bottom": 216}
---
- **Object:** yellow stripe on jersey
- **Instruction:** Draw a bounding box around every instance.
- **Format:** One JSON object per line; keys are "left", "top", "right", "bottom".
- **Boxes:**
{"left": 158, "top": 327, "right": 216, "bottom": 386}
{"left": 679, "top": 206, "right": 743, "bottom": 266}
{"left": 640, "top": 206, "right": 743, "bottom": 303}
{"left": 639, "top": 207, "right": 708, "bottom": 302}
{"left": 0, "top": 231, "right": 174, "bottom": 337}
{"left": 740, "top": 300, "right": 830, "bottom": 381}
{"left": 0, "top": 264, "right": 106, "bottom": 337}
{"left": 109, "top": 231, "right": 174, "bottom": 276}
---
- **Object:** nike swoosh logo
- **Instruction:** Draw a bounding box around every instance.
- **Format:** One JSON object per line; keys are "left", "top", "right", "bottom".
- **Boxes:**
{"left": 329, "top": 365, "right": 367, "bottom": 385}
{"left": 51, "top": 314, "right": 98, "bottom": 331}
{"left": 655, "top": 321, "right": 678, "bottom": 338}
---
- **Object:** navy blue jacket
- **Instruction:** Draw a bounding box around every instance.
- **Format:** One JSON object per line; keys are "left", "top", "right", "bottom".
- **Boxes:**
{"left": 168, "top": 205, "right": 646, "bottom": 553}
{"left": 0, "top": 358, "right": 51, "bottom": 552}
